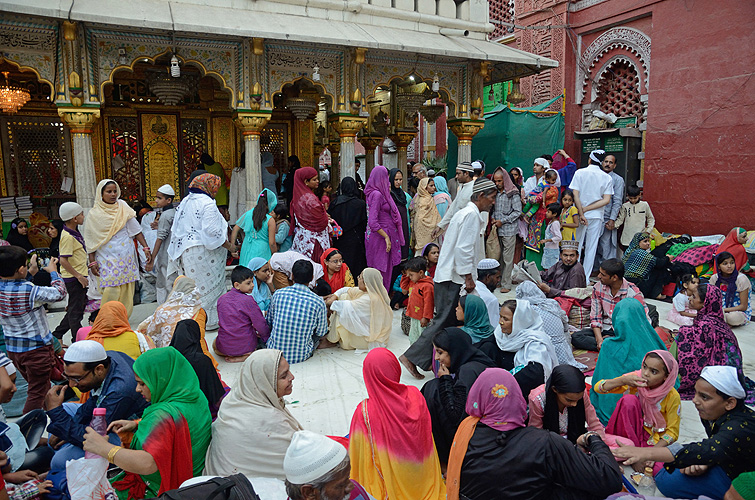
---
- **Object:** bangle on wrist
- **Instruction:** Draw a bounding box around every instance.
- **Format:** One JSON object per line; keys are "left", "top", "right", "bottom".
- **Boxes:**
{"left": 107, "top": 445, "right": 123, "bottom": 464}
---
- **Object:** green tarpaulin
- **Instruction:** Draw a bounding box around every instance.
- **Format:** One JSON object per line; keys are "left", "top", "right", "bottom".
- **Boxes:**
{"left": 447, "top": 95, "right": 564, "bottom": 179}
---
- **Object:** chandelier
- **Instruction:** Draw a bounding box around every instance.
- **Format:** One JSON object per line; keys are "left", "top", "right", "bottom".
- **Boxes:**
{"left": 419, "top": 103, "right": 445, "bottom": 124}
{"left": 286, "top": 89, "right": 319, "bottom": 121}
{"left": 395, "top": 82, "right": 435, "bottom": 116}
{"left": 146, "top": 71, "right": 198, "bottom": 106}
{"left": 0, "top": 72, "right": 31, "bottom": 114}
{"left": 506, "top": 77, "right": 526, "bottom": 106}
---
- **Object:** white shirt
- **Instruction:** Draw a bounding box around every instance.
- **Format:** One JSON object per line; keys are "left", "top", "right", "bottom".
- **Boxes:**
{"left": 461, "top": 280, "right": 501, "bottom": 327}
{"left": 438, "top": 180, "right": 473, "bottom": 229}
{"left": 568, "top": 165, "right": 614, "bottom": 220}
{"left": 523, "top": 175, "right": 540, "bottom": 195}
{"left": 435, "top": 202, "right": 485, "bottom": 285}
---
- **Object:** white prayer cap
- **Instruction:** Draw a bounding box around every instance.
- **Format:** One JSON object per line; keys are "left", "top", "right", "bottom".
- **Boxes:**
{"left": 533, "top": 158, "right": 549, "bottom": 168}
{"left": 284, "top": 430, "right": 347, "bottom": 485}
{"left": 700, "top": 366, "right": 746, "bottom": 400}
{"left": 64, "top": 340, "right": 107, "bottom": 364}
{"left": 58, "top": 202, "right": 84, "bottom": 222}
{"left": 471, "top": 160, "right": 484, "bottom": 171}
{"left": 157, "top": 184, "right": 175, "bottom": 196}
{"left": 477, "top": 258, "right": 500, "bottom": 270}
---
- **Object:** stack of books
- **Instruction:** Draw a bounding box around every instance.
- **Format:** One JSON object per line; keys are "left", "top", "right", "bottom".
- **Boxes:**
{"left": 0, "top": 197, "right": 17, "bottom": 222}
{"left": 16, "top": 196, "right": 33, "bottom": 219}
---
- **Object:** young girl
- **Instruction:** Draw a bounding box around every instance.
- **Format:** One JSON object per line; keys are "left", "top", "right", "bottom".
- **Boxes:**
{"left": 523, "top": 169, "right": 559, "bottom": 223}
{"left": 559, "top": 189, "right": 579, "bottom": 242}
{"left": 710, "top": 251, "right": 751, "bottom": 326}
{"left": 539, "top": 203, "right": 562, "bottom": 269}
{"left": 594, "top": 350, "right": 680, "bottom": 472}
{"left": 422, "top": 243, "right": 439, "bottom": 278}
{"left": 6, "top": 218, "right": 33, "bottom": 251}
{"left": 666, "top": 274, "right": 699, "bottom": 327}
{"left": 315, "top": 180, "right": 333, "bottom": 209}
{"left": 272, "top": 205, "right": 293, "bottom": 253}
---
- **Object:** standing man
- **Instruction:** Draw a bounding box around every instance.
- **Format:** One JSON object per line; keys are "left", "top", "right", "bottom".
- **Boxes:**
{"left": 569, "top": 149, "right": 614, "bottom": 278}
{"left": 596, "top": 154, "right": 625, "bottom": 264}
{"left": 400, "top": 178, "right": 497, "bottom": 378}
{"left": 523, "top": 158, "right": 549, "bottom": 194}
{"left": 491, "top": 167, "right": 522, "bottom": 293}
{"left": 431, "top": 162, "right": 475, "bottom": 239}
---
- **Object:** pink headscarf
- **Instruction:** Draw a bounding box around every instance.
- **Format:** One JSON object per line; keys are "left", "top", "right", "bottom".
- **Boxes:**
{"left": 493, "top": 167, "right": 519, "bottom": 197}
{"left": 637, "top": 350, "right": 679, "bottom": 432}
{"left": 465, "top": 368, "right": 526, "bottom": 431}
{"left": 364, "top": 165, "right": 405, "bottom": 246}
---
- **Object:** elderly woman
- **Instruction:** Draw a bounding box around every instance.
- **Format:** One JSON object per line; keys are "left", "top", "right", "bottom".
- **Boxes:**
{"left": 410, "top": 177, "right": 441, "bottom": 253}
{"left": 84, "top": 179, "right": 152, "bottom": 317}
{"left": 82, "top": 347, "right": 212, "bottom": 499}
{"left": 167, "top": 173, "right": 232, "bottom": 330}
{"left": 204, "top": 349, "right": 301, "bottom": 480}
{"left": 515, "top": 281, "right": 587, "bottom": 370}
{"left": 325, "top": 268, "right": 392, "bottom": 350}
{"left": 364, "top": 166, "right": 404, "bottom": 291}
{"left": 290, "top": 167, "right": 330, "bottom": 261}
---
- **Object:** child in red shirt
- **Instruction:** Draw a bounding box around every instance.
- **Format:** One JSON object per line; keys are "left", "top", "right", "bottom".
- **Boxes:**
{"left": 404, "top": 257, "right": 435, "bottom": 344}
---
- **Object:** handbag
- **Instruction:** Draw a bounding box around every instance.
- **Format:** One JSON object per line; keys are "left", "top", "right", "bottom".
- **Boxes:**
{"left": 146, "top": 474, "right": 260, "bottom": 500}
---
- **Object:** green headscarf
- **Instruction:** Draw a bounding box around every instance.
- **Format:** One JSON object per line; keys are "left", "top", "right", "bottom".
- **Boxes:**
{"left": 732, "top": 471, "right": 755, "bottom": 499}
{"left": 114, "top": 347, "right": 211, "bottom": 499}
{"left": 461, "top": 295, "right": 496, "bottom": 343}
{"left": 589, "top": 299, "right": 668, "bottom": 425}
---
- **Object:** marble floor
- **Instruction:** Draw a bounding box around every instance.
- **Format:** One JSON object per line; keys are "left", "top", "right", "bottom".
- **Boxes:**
{"left": 43, "top": 286, "right": 754, "bottom": 497}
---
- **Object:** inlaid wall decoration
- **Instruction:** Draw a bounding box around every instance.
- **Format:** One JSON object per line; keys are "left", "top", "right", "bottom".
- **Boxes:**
{"left": 107, "top": 116, "right": 142, "bottom": 200}
{"left": 211, "top": 116, "right": 236, "bottom": 178}
{"left": 0, "top": 15, "right": 59, "bottom": 99}
{"left": 181, "top": 118, "right": 207, "bottom": 184}
{"left": 140, "top": 113, "right": 180, "bottom": 199}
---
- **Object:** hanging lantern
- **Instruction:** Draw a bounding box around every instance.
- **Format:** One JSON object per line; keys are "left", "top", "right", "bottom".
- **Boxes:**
{"left": 506, "top": 77, "right": 526, "bottom": 106}
{"left": 0, "top": 72, "right": 31, "bottom": 114}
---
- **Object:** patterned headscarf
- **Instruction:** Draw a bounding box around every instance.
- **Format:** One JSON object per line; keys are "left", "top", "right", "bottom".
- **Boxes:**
{"left": 189, "top": 173, "right": 221, "bottom": 199}
{"left": 622, "top": 232, "right": 657, "bottom": 280}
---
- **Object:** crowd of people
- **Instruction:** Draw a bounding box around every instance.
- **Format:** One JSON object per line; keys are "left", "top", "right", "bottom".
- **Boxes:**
{"left": 0, "top": 148, "right": 752, "bottom": 500}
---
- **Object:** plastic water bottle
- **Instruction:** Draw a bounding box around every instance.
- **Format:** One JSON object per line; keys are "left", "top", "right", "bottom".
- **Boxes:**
{"left": 85, "top": 407, "right": 108, "bottom": 459}
{"left": 636, "top": 466, "right": 657, "bottom": 496}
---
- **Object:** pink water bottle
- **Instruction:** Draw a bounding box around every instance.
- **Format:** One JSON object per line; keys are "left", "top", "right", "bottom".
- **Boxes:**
{"left": 85, "top": 407, "right": 108, "bottom": 459}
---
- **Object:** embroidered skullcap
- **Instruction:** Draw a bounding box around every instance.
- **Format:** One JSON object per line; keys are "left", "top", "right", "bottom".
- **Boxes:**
{"left": 59, "top": 202, "right": 84, "bottom": 222}
{"left": 157, "top": 184, "right": 175, "bottom": 196}
{"left": 700, "top": 366, "right": 746, "bottom": 399}
{"left": 533, "top": 158, "right": 549, "bottom": 169}
{"left": 471, "top": 177, "right": 496, "bottom": 194}
{"left": 456, "top": 162, "right": 474, "bottom": 173}
{"left": 589, "top": 149, "right": 606, "bottom": 165}
{"left": 64, "top": 340, "right": 107, "bottom": 363}
{"left": 560, "top": 239, "right": 580, "bottom": 252}
{"left": 477, "top": 258, "right": 501, "bottom": 270}
{"left": 284, "top": 430, "right": 347, "bottom": 484}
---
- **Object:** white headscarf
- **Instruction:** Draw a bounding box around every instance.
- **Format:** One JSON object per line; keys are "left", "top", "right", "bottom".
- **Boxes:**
{"left": 700, "top": 366, "right": 746, "bottom": 399}
{"left": 494, "top": 299, "right": 559, "bottom": 377}
{"left": 204, "top": 349, "right": 303, "bottom": 479}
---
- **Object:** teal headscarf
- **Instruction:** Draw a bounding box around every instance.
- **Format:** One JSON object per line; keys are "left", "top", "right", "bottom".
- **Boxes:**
{"left": 589, "top": 298, "right": 668, "bottom": 425}
{"left": 461, "top": 295, "right": 496, "bottom": 343}
{"left": 247, "top": 256, "right": 272, "bottom": 312}
{"left": 432, "top": 176, "right": 450, "bottom": 196}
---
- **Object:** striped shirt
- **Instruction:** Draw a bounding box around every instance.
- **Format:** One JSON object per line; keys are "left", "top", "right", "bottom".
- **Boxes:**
{"left": 266, "top": 284, "right": 328, "bottom": 364}
{"left": 0, "top": 273, "right": 67, "bottom": 352}
{"left": 589, "top": 278, "right": 649, "bottom": 331}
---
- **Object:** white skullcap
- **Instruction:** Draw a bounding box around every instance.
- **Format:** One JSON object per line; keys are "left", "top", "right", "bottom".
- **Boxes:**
{"left": 700, "top": 366, "right": 746, "bottom": 400}
{"left": 533, "top": 158, "right": 549, "bottom": 168}
{"left": 471, "top": 160, "right": 484, "bottom": 171}
{"left": 64, "top": 340, "right": 107, "bottom": 363}
{"left": 157, "top": 184, "right": 175, "bottom": 196}
{"left": 284, "top": 430, "right": 347, "bottom": 485}
{"left": 477, "top": 258, "right": 501, "bottom": 270}
{"left": 58, "top": 202, "right": 84, "bottom": 222}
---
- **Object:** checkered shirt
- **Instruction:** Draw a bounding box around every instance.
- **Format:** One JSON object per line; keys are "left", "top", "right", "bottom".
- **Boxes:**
{"left": 590, "top": 278, "right": 649, "bottom": 331}
{"left": 266, "top": 284, "right": 328, "bottom": 364}
{"left": 0, "top": 273, "right": 66, "bottom": 352}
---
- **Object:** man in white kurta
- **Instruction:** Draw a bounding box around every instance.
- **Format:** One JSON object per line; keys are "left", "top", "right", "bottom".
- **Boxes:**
{"left": 400, "top": 178, "right": 498, "bottom": 378}
{"left": 432, "top": 162, "right": 475, "bottom": 238}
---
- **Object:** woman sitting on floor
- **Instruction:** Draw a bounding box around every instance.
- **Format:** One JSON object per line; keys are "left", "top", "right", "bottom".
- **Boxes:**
{"left": 203, "top": 349, "right": 300, "bottom": 480}
{"left": 325, "top": 268, "right": 392, "bottom": 350}
{"left": 82, "top": 347, "right": 212, "bottom": 499}
{"left": 594, "top": 350, "right": 680, "bottom": 472}
{"left": 319, "top": 247, "right": 355, "bottom": 294}
{"left": 709, "top": 251, "right": 751, "bottom": 327}
{"left": 421, "top": 328, "right": 495, "bottom": 465}
{"left": 169, "top": 319, "right": 227, "bottom": 419}
{"left": 445, "top": 368, "right": 622, "bottom": 500}
{"left": 622, "top": 232, "right": 671, "bottom": 300}
{"left": 87, "top": 301, "right": 154, "bottom": 359}
{"left": 494, "top": 299, "right": 559, "bottom": 398}
{"left": 614, "top": 366, "right": 755, "bottom": 500}
{"left": 676, "top": 283, "right": 755, "bottom": 403}
{"left": 590, "top": 298, "right": 667, "bottom": 425}
{"left": 348, "top": 348, "right": 445, "bottom": 500}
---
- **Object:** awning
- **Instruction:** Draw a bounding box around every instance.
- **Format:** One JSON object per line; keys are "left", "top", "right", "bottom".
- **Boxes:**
{"left": 0, "top": 0, "right": 557, "bottom": 81}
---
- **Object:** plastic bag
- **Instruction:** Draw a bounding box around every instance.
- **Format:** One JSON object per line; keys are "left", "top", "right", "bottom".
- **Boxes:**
{"left": 66, "top": 457, "right": 117, "bottom": 500}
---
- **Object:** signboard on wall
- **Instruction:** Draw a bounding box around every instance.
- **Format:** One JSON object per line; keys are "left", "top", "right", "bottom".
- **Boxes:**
{"left": 581, "top": 137, "right": 602, "bottom": 153}
{"left": 604, "top": 136, "right": 625, "bottom": 152}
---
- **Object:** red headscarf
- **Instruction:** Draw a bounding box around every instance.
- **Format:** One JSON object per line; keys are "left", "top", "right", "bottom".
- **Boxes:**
{"left": 289, "top": 167, "right": 328, "bottom": 235}
{"left": 716, "top": 227, "right": 748, "bottom": 273}
{"left": 320, "top": 247, "right": 350, "bottom": 292}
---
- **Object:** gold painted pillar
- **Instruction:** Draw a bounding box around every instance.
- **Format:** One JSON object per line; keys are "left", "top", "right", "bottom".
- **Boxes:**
{"left": 329, "top": 114, "right": 367, "bottom": 181}
{"left": 357, "top": 134, "right": 382, "bottom": 178}
{"left": 389, "top": 129, "right": 417, "bottom": 188}
{"left": 58, "top": 106, "right": 101, "bottom": 209}
{"left": 447, "top": 118, "right": 484, "bottom": 166}
{"left": 235, "top": 111, "right": 272, "bottom": 212}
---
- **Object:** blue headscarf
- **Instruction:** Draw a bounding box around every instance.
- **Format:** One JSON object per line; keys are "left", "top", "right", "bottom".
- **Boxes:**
{"left": 432, "top": 176, "right": 450, "bottom": 196}
{"left": 248, "top": 257, "right": 272, "bottom": 312}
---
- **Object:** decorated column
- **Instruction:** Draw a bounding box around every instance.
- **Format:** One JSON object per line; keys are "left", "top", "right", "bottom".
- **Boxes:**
{"left": 235, "top": 111, "right": 271, "bottom": 212}
{"left": 447, "top": 118, "right": 484, "bottom": 165}
{"left": 58, "top": 107, "right": 101, "bottom": 209}
{"left": 357, "top": 135, "right": 383, "bottom": 177}
{"left": 329, "top": 114, "right": 367, "bottom": 180}
{"left": 389, "top": 129, "right": 417, "bottom": 188}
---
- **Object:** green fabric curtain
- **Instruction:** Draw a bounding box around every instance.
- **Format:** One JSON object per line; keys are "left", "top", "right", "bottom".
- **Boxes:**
{"left": 447, "top": 96, "right": 564, "bottom": 179}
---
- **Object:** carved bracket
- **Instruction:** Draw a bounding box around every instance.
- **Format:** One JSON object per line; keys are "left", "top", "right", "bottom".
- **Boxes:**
{"left": 58, "top": 106, "right": 101, "bottom": 134}
{"left": 234, "top": 111, "right": 272, "bottom": 136}
{"left": 389, "top": 128, "right": 418, "bottom": 150}
{"left": 357, "top": 134, "right": 383, "bottom": 152}
{"left": 328, "top": 114, "right": 367, "bottom": 139}
{"left": 447, "top": 118, "right": 484, "bottom": 145}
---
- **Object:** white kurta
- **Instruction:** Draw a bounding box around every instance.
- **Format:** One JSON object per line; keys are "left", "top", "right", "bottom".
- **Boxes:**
{"left": 434, "top": 202, "right": 485, "bottom": 285}
{"left": 437, "top": 180, "right": 473, "bottom": 230}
